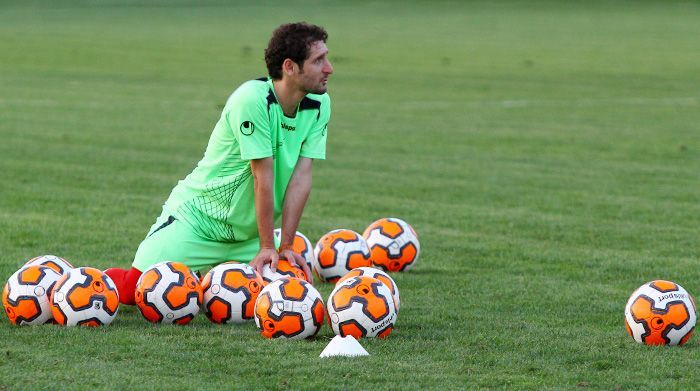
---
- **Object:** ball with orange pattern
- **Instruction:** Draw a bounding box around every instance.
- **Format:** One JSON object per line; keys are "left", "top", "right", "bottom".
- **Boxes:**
{"left": 336, "top": 266, "right": 400, "bottom": 312}
{"left": 273, "top": 229, "right": 315, "bottom": 272}
{"left": 201, "top": 262, "right": 265, "bottom": 324}
{"left": 3, "top": 265, "right": 62, "bottom": 325}
{"left": 261, "top": 259, "right": 308, "bottom": 285}
{"left": 254, "top": 277, "right": 325, "bottom": 339}
{"left": 313, "top": 229, "right": 371, "bottom": 283}
{"left": 363, "top": 217, "right": 420, "bottom": 272}
{"left": 135, "top": 261, "right": 203, "bottom": 325}
{"left": 23, "top": 255, "right": 74, "bottom": 275}
{"left": 624, "top": 280, "right": 696, "bottom": 346}
{"left": 326, "top": 275, "right": 397, "bottom": 339}
{"left": 50, "top": 267, "right": 120, "bottom": 327}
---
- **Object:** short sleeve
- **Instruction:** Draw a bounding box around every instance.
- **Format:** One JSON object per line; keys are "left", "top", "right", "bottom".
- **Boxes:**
{"left": 226, "top": 86, "right": 273, "bottom": 160}
{"left": 300, "top": 95, "right": 331, "bottom": 160}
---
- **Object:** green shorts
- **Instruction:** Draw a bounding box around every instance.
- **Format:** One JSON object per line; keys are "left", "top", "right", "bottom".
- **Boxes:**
{"left": 132, "top": 212, "right": 274, "bottom": 273}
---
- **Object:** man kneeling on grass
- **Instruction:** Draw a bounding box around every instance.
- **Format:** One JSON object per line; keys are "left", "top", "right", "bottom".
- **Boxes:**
{"left": 106, "top": 22, "right": 334, "bottom": 303}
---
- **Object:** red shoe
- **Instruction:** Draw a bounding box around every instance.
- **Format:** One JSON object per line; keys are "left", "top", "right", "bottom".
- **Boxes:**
{"left": 104, "top": 267, "right": 142, "bottom": 305}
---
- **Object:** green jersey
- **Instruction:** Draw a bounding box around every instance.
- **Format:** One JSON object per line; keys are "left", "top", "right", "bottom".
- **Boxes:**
{"left": 163, "top": 77, "right": 330, "bottom": 243}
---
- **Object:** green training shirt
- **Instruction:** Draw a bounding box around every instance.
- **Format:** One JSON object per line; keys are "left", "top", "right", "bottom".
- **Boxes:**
{"left": 163, "top": 77, "right": 330, "bottom": 243}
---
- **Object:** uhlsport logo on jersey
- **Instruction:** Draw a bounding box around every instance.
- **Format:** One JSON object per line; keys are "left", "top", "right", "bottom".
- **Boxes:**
{"left": 240, "top": 121, "right": 255, "bottom": 135}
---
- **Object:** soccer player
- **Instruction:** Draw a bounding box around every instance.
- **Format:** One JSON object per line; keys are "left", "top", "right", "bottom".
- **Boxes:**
{"left": 105, "top": 22, "right": 333, "bottom": 305}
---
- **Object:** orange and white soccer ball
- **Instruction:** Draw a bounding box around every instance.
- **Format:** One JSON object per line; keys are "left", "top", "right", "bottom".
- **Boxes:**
{"left": 254, "top": 277, "right": 325, "bottom": 339}
{"left": 50, "top": 267, "right": 119, "bottom": 326}
{"left": 624, "top": 280, "right": 696, "bottom": 346}
{"left": 273, "top": 229, "right": 315, "bottom": 272}
{"left": 313, "top": 229, "right": 371, "bottom": 283}
{"left": 135, "top": 262, "right": 203, "bottom": 325}
{"left": 201, "top": 262, "right": 264, "bottom": 324}
{"left": 261, "top": 259, "right": 308, "bottom": 285}
{"left": 3, "top": 265, "right": 62, "bottom": 325}
{"left": 336, "top": 266, "right": 400, "bottom": 312}
{"left": 327, "top": 275, "right": 397, "bottom": 339}
{"left": 363, "top": 217, "right": 420, "bottom": 272}
{"left": 23, "top": 255, "right": 74, "bottom": 275}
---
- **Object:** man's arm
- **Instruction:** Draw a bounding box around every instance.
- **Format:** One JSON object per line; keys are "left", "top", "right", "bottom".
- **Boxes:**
{"left": 249, "top": 157, "right": 279, "bottom": 275}
{"left": 279, "top": 157, "right": 314, "bottom": 282}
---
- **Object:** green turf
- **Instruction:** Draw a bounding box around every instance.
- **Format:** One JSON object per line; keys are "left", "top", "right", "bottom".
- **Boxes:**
{"left": 1, "top": 0, "right": 700, "bottom": 389}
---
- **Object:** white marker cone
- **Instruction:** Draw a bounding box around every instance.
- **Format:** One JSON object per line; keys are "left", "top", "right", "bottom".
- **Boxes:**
{"left": 319, "top": 335, "right": 370, "bottom": 358}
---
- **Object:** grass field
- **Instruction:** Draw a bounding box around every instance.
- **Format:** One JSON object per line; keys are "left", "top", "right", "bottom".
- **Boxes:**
{"left": 1, "top": 0, "right": 700, "bottom": 389}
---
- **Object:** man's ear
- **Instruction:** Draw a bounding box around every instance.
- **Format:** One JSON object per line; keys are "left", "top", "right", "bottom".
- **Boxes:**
{"left": 282, "top": 58, "right": 298, "bottom": 76}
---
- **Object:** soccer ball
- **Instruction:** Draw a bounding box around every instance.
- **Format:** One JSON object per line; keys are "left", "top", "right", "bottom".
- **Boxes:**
{"left": 624, "top": 280, "right": 696, "bottom": 346}
{"left": 363, "top": 217, "right": 420, "bottom": 272}
{"left": 23, "top": 255, "right": 74, "bottom": 275}
{"left": 273, "top": 228, "right": 315, "bottom": 272}
{"left": 327, "top": 275, "right": 397, "bottom": 339}
{"left": 135, "top": 261, "right": 203, "bottom": 325}
{"left": 50, "top": 267, "right": 119, "bottom": 326}
{"left": 336, "top": 266, "right": 401, "bottom": 312}
{"left": 254, "top": 277, "right": 325, "bottom": 339}
{"left": 313, "top": 229, "right": 371, "bottom": 283}
{"left": 261, "top": 259, "right": 308, "bottom": 285}
{"left": 273, "top": 229, "right": 314, "bottom": 271}
{"left": 201, "top": 262, "right": 264, "bottom": 324}
{"left": 3, "top": 265, "right": 62, "bottom": 325}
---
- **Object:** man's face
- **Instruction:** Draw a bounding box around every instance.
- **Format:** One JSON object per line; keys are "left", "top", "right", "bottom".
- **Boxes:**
{"left": 297, "top": 41, "right": 333, "bottom": 94}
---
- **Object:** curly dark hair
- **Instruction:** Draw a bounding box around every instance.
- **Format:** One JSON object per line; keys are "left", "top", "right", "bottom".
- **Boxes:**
{"left": 265, "top": 22, "right": 328, "bottom": 80}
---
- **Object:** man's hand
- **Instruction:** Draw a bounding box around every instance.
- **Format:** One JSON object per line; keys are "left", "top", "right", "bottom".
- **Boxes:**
{"left": 249, "top": 247, "right": 279, "bottom": 276}
{"left": 279, "top": 248, "right": 314, "bottom": 284}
